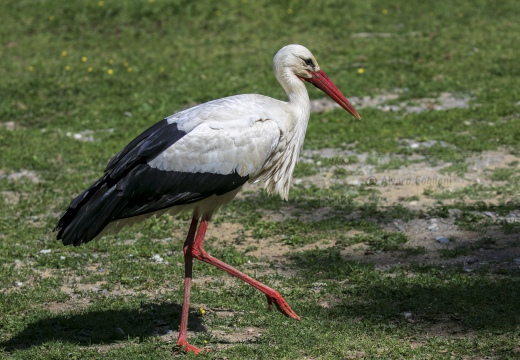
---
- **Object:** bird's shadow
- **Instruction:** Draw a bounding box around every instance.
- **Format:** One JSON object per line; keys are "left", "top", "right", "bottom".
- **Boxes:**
{"left": 0, "top": 302, "right": 204, "bottom": 352}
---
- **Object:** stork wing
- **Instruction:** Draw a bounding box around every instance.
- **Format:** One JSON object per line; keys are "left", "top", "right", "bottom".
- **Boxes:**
{"left": 55, "top": 111, "right": 281, "bottom": 246}
{"left": 110, "top": 116, "right": 281, "bottom": 217}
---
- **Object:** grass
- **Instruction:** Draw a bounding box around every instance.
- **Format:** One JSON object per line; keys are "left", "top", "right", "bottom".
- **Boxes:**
{"left": 1, "top": 0, "right": 519, "bottom": 359}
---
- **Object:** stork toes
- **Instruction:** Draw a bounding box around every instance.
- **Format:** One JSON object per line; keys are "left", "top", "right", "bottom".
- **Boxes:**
{"left": 174, "top": 341, "right": 205, "bottom": 355}
{"left": 265, "top": 292, "right": 301, "bottom": 321}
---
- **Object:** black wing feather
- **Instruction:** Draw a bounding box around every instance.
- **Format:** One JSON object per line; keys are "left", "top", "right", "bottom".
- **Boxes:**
{"left": 106, "top": 119, "right": 186, "bottom": 178}
{"left": 105, "top": 119, "right": 172, "bottom": 171}
{"left": 55, "top": 119, "right": 249, "bottom": 246}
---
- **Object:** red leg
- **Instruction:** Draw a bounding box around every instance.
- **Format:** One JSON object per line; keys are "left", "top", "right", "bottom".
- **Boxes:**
{"left": 175, "top": 215, "right": 203, "bottom": 354}
{"left": 191, "top": 220, "right": 300, "bottom": 320}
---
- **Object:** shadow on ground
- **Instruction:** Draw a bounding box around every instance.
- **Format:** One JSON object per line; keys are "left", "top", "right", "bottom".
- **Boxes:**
{"left": 0, "top": 302, "right": 204, "bottom": 352}
{"left": 290, "top": 247, "right": 520, "bottom": 333}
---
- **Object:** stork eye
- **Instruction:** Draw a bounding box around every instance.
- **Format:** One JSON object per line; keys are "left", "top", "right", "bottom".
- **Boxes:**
{"left": 304, "top": 58, "right": 314, "bottom": 67}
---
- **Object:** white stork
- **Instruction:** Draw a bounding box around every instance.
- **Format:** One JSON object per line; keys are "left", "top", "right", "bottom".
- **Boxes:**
{"left": 55, "top": 44, "right": 360, "bottom": 354}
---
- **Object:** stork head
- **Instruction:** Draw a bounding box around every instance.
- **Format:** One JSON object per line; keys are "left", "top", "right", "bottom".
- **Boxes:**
{"left": 273, "top": 44, "right": 361, "bottom": 120}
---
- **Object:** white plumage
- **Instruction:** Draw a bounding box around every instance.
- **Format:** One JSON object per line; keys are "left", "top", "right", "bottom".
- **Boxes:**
{"left": 151, "top": 97, "right": 281, "bottom": 179}
{"left": 55, "top": 44, "right": 360, "bottom": 354}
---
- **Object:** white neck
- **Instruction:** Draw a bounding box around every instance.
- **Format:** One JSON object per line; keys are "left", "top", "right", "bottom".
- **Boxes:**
{"left": 276, "top": 68, "right": 311, "bottom": 125}
{"left": 261, "top": 68, "right": 311, "bottom": 200}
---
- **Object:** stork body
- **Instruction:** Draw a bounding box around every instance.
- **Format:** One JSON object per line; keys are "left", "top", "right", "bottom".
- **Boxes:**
{"left": 55, "top": 45, "right": 360, "bottom": 354}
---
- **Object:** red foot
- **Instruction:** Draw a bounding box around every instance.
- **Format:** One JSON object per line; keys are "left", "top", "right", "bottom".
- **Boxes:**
{"left": 174, "top": 341, "right": 205, "bottom": 355}
{"left": 266, "top": 292, "right": 300, "bottom": 320}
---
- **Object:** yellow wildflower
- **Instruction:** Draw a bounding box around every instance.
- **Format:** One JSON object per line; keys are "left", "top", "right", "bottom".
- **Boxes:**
{"left": 107, "top": 69, "right": 113, "bottom": 75}
{"left": 65, "top": 66, "right": 71, "bottom": 71}
{"left": 61, "top": 51, "right": 68, "bottom": 57}
{"left": 27, "top": 66, "right": 34, "bottom": 72}
{"left": 382, "top": 9, "right": 388, "bottom": 15}
{"left": 159, "top": 67, "right": 165, "bottom": 73}
{"left": 287, "top": 8, "right": 293, "bottom": 14}
{"left": 87, "top": 67, "right": 93, "bottom": 72}
{"left": 81, "top": 56, "right": 88, "bottom": 62}
{"left": 357, "top": 68, "right": 364, "bottom": 74}
{"left": 199, "top": 307, "right": 205, "bottom": 315}
{"left": 127, "top": 67, "right": 133, "bottom": 72}
{"left": 148, "top": 0, "right": 155, "bottom": 3}
{"left": 98, "top": 1, "right": 105, "bottom": 7}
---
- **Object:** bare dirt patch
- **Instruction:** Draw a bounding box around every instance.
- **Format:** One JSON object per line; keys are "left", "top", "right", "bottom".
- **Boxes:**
{"left": 311, "top": 91, "right": 475, "bottom": 114}
{"left": 226, "top": 148, "right": 519, "bottom": 273}
{"left": 296, "top": 148, "right": 519, "bottom": 208}
{"left": 0, "top": 169, "right": 41, "bottom": 183}
{"left": 45, "top": 299, "right": 91, "bottom": 314}
{"left": 210, "top": 326, "right": 264, "bottom": 348}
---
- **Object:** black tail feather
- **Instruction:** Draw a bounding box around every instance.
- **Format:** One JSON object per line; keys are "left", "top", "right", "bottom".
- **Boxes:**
{"left": 55, "top": 176, "right": 124, "bottom": 246}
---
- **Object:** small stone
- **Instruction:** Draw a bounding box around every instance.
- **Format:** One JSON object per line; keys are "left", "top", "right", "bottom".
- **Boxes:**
{"left": 513, "top": 258, "right": 520, "bottom": 264}
{"left": 152, "top": 254, "right": 164, "bottom": 263}
{"left": 14, "top": 259, "right": 21, "bottom": 264}
{"left": 124, "top": 111, "right": 133, "bottom": 117}
{"left": 448, "top": 209, "right": 461, "bottom": 217}
{"left": 436, "top": 236, "right": 450, "bottom": 244}
{"left": 60, "top": 256, "right": 66, "bottom": 260}
{"left": 115, "top": 327, "right": 125, "bottom": 336}
{"left": 403, "top": 312, "right": 412, "bottom": 319}
{"left": 482, "top": 212, "right": 495, "bottom": 218}
{"left": 40, "top": 249, "right": 52, "bottom": 254}
{"left": 428, "top": 224, "right": 438, "bottom": 231}
{"left": 14, "top": 281, "right": 23, "bottom": 287}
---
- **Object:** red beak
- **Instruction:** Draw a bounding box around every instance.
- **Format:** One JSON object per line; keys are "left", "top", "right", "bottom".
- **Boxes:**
{"left": 304, "top": 70, "right": 361, "bottom": 120}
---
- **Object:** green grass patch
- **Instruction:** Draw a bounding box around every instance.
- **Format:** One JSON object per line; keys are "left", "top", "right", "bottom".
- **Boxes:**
{"left": 1, "top": 0, "right": 519, "bottom": 358}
